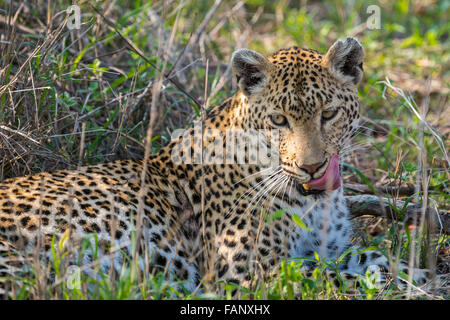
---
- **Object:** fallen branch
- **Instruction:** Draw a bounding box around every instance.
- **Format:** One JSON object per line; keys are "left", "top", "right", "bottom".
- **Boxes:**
{"left": 344, "top": 183, "right": 444, "bottom": 197}
{"left": 346, "top": 195, "right": 449, "bottom": 234}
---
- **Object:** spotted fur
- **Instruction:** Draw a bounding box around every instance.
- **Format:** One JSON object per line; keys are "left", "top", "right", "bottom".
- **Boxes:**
{"left": 0, "top": 37, "right": 429, "bottom": 297}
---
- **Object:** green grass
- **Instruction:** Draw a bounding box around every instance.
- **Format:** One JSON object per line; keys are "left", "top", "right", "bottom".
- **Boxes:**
{"left": 0, "top": 0, "right": 448, "bottom": 299}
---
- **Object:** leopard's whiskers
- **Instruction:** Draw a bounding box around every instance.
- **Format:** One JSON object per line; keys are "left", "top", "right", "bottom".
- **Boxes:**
{"left": 280, "top": 176, "right": 292, "bottom": 206}
{"left": 225, "top": 167, "right": 282, "bottom": 218}
{"left": 232, "top": 166, "right": 276, "bottom": 186}
{"left": 248, "top": 173, "right": 287, "bottom": 216}
{"left": 243, "top": 172, "right": 285, "bottom": 216}
{"left": 263, "top": 174, "right": 289, "bottom": 215}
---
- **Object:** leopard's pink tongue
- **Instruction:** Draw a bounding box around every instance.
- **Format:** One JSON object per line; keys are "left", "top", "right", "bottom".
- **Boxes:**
{"left": 307, "top": 155, "right": 341, "bottom": 190}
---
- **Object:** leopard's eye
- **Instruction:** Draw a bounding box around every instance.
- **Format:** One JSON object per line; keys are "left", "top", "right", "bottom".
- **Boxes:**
{"left": 322, "top": 109, "right": 338, "bottom": 121}
{"left": 270, "top": 114, "right": 288, "bottom": 126}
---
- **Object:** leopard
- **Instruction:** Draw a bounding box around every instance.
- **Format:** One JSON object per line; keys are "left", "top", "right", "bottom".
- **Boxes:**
{"left": 0, "top": 37, "right": 431, "bottom": 298}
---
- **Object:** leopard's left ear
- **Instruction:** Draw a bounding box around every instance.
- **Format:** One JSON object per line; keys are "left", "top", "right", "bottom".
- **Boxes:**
{"left": 323, "top": 37, "right": 364, "bottom": 85}
{"left": 231, "top": 49, "right": 273, "bottom": 95}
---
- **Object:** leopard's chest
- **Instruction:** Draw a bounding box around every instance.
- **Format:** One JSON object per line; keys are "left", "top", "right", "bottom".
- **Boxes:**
{"left": 276, "top": 190, "right": 352, "bottom": 260}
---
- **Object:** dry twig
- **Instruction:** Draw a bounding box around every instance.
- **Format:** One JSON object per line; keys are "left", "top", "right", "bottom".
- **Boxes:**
{"left": 347, "top": 195, "right": 449, "bottom": 234}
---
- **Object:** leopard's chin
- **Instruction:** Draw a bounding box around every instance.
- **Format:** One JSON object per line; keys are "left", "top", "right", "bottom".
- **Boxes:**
{"left": 282, "top": 177, "right": 326, "bottom": 196}
{"left": 295, "top": 181, "right": 326, "bottom": 196}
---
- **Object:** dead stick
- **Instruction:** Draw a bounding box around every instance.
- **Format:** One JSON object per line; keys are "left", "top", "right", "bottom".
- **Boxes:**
{"left": 344, "top": 183, "right": 443, "bottom": 197}
{"left": 346, "top": 195, "right": 449, "bottom": 234}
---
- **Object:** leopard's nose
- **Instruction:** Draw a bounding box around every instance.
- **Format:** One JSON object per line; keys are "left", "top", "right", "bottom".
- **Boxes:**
{"left": 297, "top": 160, "right": 326, "bottom": 175}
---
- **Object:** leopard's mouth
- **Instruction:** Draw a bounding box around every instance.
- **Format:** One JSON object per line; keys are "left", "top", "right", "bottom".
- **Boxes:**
{"left": 306, "top": 155, "right": 341, "bottom": 190}
{"left": 281, "top": 154, "right": 341, "bottom": 194}
{"left": 297, "top": 182, "right": 325, "bottom": 196}
{"left": 280, "top": 168, "right": 325, "bottom": 195}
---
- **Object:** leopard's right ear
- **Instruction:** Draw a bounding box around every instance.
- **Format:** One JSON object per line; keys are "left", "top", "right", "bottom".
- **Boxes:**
{"left": 231, "top": 49, "right": 272, "bottom": 95}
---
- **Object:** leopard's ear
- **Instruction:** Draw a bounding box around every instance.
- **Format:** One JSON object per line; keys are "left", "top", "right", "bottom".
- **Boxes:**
{"left": 231, "top": 49, "right": 272, "bottom": 95}
{"left": 323, "top": 37, "right": 364, "bottom": 85}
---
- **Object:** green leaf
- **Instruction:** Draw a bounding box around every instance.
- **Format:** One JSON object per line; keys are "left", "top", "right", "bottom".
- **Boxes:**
{"left": 71, "top": 46, "right": 89, "bottom": 73}
{"left": 266, "top": 208, "right": 286, "bottom": 224}
{"left": 292, "top": 214, "right": 311, "bottom": 231}
{"left": 312, "top": 268, "right": 320, "bottom": 280}
{"left": 314, "top": 252, "right": 320, "bottom": 262}
{"left": 343, "top": 162, "right": 376, "bottom": 194}
{"left": 337, "top": 246, "right": 356, "bottom": 264}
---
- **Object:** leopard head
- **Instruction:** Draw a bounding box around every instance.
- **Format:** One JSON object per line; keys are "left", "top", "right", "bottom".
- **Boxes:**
{"left": 231, "top": 37, "right": 363, "bottom": 190}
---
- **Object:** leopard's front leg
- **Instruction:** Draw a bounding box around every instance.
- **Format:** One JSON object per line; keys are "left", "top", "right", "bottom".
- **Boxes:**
{"left": 337, "top": 246, "right": 430, "bottom": 290}
{"left": 343, "top": 195, "right": 434, "bottom": 289}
